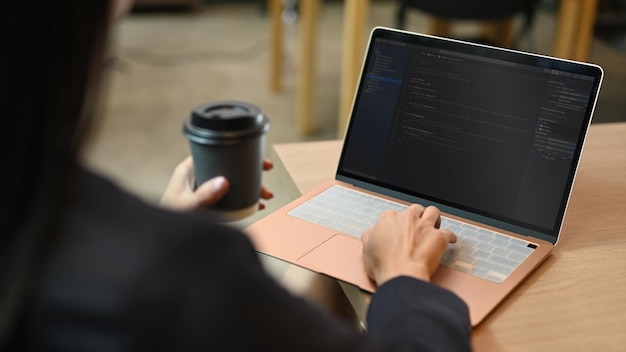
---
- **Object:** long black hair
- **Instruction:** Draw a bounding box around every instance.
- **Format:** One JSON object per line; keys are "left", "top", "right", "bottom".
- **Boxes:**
{"left": 0, "top": 0, "right": 113, "bottom": 346}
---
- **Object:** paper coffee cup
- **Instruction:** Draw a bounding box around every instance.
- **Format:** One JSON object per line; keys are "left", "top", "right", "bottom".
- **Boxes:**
{"left": 183, "top": 101, "right": 270, "bottom": 221}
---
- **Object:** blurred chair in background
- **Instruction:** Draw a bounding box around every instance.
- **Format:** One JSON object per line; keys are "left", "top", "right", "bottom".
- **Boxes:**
{"left": 395, "top": 0, "right": 539, "bottom": 48}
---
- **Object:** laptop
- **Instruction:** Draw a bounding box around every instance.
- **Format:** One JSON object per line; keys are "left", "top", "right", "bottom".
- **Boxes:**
{"left": 246, "top": 27, "right": 603, "bottom": 326}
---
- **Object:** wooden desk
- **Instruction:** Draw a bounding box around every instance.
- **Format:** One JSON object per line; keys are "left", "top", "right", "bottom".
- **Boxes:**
{"left": 271, "top": 122, "right": 626, "bottom": 351}
{"left": 270, "top": 0, "right": 600, "bottom": 137}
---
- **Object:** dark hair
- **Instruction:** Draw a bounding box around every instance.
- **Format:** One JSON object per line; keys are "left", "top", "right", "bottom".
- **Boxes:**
{"left": 0, "top": 0, "right": 113, "bottom": 346}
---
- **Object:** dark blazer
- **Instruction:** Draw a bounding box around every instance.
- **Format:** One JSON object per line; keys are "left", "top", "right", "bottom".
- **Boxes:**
{"left": 17, "top": 167, "right": 471, "bottom": 351}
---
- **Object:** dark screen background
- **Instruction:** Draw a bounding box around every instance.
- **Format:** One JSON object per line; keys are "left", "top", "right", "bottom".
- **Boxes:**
{"left": 339, "top": 32, "right": 600, "bottom": 236}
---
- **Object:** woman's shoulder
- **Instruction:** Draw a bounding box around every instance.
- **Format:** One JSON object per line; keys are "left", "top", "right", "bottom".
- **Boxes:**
{"left": 73, "top": 167, "right": 244, "bottom": 237}
{"left": 22, "top": 168, "right": 265, "bottom": 350}
{"left": 60, "top": 166, "right": 258, "bottom": 274}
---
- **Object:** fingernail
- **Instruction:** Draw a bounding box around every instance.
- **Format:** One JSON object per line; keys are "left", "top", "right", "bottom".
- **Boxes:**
{"left": 213, "top": 176, "right": 226, "bottom": 190}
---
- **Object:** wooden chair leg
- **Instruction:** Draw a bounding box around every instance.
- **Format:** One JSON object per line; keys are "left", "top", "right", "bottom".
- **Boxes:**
{"left": 479, "top": 19, "right": 515, "bottom": 47}
{"left": 338, "top": 0, "right": 370, "bottom": 138}
{"left": 428, "top": 18, "right": 453, "bottom": 38}
{"left": 269, "top": 0, "right": 283, "bottom": 93}
{"left": 296, "top": 0, "right": 320, "bottom": 135}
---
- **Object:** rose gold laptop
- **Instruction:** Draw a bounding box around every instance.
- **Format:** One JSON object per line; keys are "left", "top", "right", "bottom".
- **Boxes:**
{"left": 246, "top": 27, "right": 603, "bottom": 326}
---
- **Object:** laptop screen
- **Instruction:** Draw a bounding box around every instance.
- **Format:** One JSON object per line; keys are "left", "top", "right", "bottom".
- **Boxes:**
{"left": 338, "top": 28, "right": 603, "bottom": 242}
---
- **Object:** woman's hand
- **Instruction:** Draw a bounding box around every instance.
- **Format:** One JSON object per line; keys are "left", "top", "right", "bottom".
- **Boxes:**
{"left": 159, "top": 156, "right": 274, "bottom": 212}
{"left": 361, "top": 204, "right": 457, "bottom": 286}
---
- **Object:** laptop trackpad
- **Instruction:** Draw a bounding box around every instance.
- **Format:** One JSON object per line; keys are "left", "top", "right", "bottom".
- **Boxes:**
{"left": 298, "top": 234, "right": 376, "bottom": 292}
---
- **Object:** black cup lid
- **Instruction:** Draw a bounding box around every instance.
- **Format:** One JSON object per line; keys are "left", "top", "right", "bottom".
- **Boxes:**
{"left": 183, "top": 101, "right": 269, "bottom": 144}
{"left": 191, "top": 102, "right": 261, "bottom": 131}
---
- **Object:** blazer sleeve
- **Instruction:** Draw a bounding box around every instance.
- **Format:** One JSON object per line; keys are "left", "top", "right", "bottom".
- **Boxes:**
{"left": 124, "top": 216, "right": 472, "bottom": 352}
{"left": 367, "top": 276, "right": 472, "bottom": 352}
{"left": 18, "top": 169, "right": 472, "bottom": 352}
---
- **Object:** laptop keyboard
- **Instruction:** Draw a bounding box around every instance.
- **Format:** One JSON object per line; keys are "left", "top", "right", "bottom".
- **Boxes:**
{"left": 288, "top": 185, "right": 407, "bottom": 238}
{"left": 287, "top": 185, "right": 535, "bottom": 283}
{"left": 440, "top": 218, "right": 535, "bottom": 283}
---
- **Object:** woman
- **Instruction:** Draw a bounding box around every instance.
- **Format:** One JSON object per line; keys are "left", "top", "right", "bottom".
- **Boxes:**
{"left": 0, "top": 1, "right": 471, "bottom": 351}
